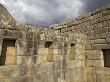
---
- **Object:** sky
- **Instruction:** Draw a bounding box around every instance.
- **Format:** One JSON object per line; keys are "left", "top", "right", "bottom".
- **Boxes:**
{"left": 0, "top": 0, "right": 110, "bottom": 27}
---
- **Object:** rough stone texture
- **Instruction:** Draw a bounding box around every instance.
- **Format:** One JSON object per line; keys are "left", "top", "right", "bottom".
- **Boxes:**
{"left": 0, "top": 3, "right": 110, "bottom": 82}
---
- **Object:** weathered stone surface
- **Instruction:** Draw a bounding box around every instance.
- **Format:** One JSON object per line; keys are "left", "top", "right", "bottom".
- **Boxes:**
{"left": 86, "top": 59, "right": 102, "bottom": 67}
{"left": 85, "top": 50, "right": 102, "bottom": 60}
{"left": 102, "top": 76, "right": 110, "bottom": 82}
{"left": 0, "top": 3, "right": 110, "bottom": 82}
{"left": 102, "top": 67, "right": 110, "bottom": 76}
{"left": 0, "top": 65, "right": 19, "bottom": 79}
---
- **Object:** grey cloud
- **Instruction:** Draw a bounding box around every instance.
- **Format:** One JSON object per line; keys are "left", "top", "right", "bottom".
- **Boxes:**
{"left": 0, "top": 0, "right": 110, "bottom": 27}
{"left": 83, "top": 0, "right": 110, "bottom": 12}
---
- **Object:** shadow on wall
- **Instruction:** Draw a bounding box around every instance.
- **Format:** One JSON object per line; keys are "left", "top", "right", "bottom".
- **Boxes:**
{"left": 0, "top": 39, "right": 16, "bottom": 66}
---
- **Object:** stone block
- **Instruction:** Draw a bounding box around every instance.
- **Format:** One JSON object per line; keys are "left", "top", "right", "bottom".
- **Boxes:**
{"left": 26, "top": 41, "right": 34, "bottom": 48}
{"left": 17, "top": 40, "right": 27, "bottom": 48}
{"left": 75, "top": 67, "right": 86, "bottom": 82}
{"left": 96, "top": 74, "right": 103, "bottom": 82}
{"left": 68, "top": 60, "right": 85, "bottom": 68}
{"left": 68, "top": 68, "right": 75, "bottom": 82}
{"left": 38, "top": 48, "right": 44, "bottom": 55}
{"left": 76, "top": 44, "right": 85, "bottom": 50}
{"left": 54, "top": 49, "right": 61, "bottom": 55}
{"left": 54, "top": 55, "right": 63, "bottom": 61}
{"left": 0, "top": 65, "right": 19, "bottom": 79}
{"left": 95, "top": 67, "right": 103, "bottom": 75}
{"left": 0, "top": 79, "right": 11, "bottom": 82}
{"left": 17, "top": 56, "right": 33, "bottom": 65}
{"left": 86, "top": 60, "right": 102, "bottom": 67}
{"left": 95, "top": 33, "right": 106, "bottom": 39}
{"left": 92, "top": 44, "right": 110, "bottom": 49}
{"left": 2, "top": 29, "right": 22, "bottom": 39}
{"left": 19, "top": 65, "right": 28, "bottom": 76}
{"left": 90, "top": 39, "right": 106, "bottom": 44}
{"left": 42, "top": 71, "right": 53, "bottom": 82}
{"left": 88, "top": 32, "right": 93, "bottom": 38}
{"left": 75, "top": 49, "right": 85, "bottom": 60}
{"left": 102, "top": 76, "right": 110, "bottom": 82}
{"left": 86, "top": 67, "right": 96, "bottom": 82}
{"left": 103, "top": 10, "right": 110, "bottom": 16}
{"left": 11, "top": 76, "right": 31, "bottom": 82}
{"left": 46, "top": 35, "right": 53, "bottom": 42}
{"left": 106, "top": 38, "right": 110, "bottom": 43}
{"left": 68, "top": 61, "right": 76, "bottom": 68}
{"left": 27, "top": 47, "right": 34, "bottom": 55}
{"left": 17, "top": 47, "right": 27, "bottom": 56}
{"left": 85, "top": 50, "right": 101, "bottom": 60}
{"left": 103, "top": 20, "right": 110, "bottom": 27}
{"left": 102, "top": 67, "right": 110, "bottom": 76}
{"left": 26, "top": 32, "right": 34, "bottom": 41}
{"left": 85, "top": 45, "right": 92, "bottom": 50}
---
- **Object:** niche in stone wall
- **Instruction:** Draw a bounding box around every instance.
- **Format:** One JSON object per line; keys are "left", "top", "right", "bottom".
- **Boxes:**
{"left": 0, "top": 39, "right": 16, "bottom": 66}
{"left": 44, "top": 41, "right": 53, "bottom": 62}
{"left": 69, "top": 43, "right": 76, "bottom": 60}
{"left": 102, "top": 49, "right": 110, "bottom": 68}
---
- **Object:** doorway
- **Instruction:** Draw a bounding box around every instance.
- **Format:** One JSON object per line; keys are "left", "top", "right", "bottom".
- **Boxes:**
{"left": 0, "top": 39, "right": 16, "bottom": 66}
{"left": 102, "top": 49, "right": 110, "bottom": 68}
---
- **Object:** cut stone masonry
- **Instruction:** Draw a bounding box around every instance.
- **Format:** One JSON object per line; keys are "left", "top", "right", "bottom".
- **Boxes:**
{"left": 0, "top": 3, "right": 110, "bottom": 82}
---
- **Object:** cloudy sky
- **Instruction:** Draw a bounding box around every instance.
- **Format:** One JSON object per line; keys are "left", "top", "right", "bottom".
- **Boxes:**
{"left": 0, "top": 0, "right": 110, "bottom": 27}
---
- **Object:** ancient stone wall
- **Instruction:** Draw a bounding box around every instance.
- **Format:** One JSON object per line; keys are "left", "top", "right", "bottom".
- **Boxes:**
{"left": 0, "top": 3, "right": 110, "bottom": 82}
{"left": 49, "top": 4, "right": 110, "bottom": 82}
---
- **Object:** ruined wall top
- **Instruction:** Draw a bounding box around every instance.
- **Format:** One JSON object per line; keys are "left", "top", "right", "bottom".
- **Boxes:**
{"left": 0, "top": 3, "right": 110, "bottom": 35}
{"left": 49, "top": 4, "right": 110, "bottom": 30}
{"left": 0, "top": 4, "right": 16, "bottom": 29}
{"left": 0, "top": 3, "right": 46, "bottom": 33}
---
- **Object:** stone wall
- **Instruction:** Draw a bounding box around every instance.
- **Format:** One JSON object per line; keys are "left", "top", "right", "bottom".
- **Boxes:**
{"left": 0, "top": 3, "right": 110, "bottom": 82}
{"left": 49, "top": 4, "right": 110, "bottom": 82}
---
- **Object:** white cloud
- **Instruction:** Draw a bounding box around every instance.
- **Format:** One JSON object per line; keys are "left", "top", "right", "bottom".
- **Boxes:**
{"left": 0, "top": 0, "right": 6, "bottom": 5}
{"left": 0, "top": 0, "right": 109, "bottom": 26}
{"left": 57, "top": 0, "right": 84, "bottom": 18}
{"left": 0, "top": 0, "right": 84, "bottom": 26}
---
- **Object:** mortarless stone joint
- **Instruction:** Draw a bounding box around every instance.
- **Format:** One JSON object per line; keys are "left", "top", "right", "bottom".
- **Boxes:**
{"left": 0, "top": 3, "right": 110, "bottom": 82}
